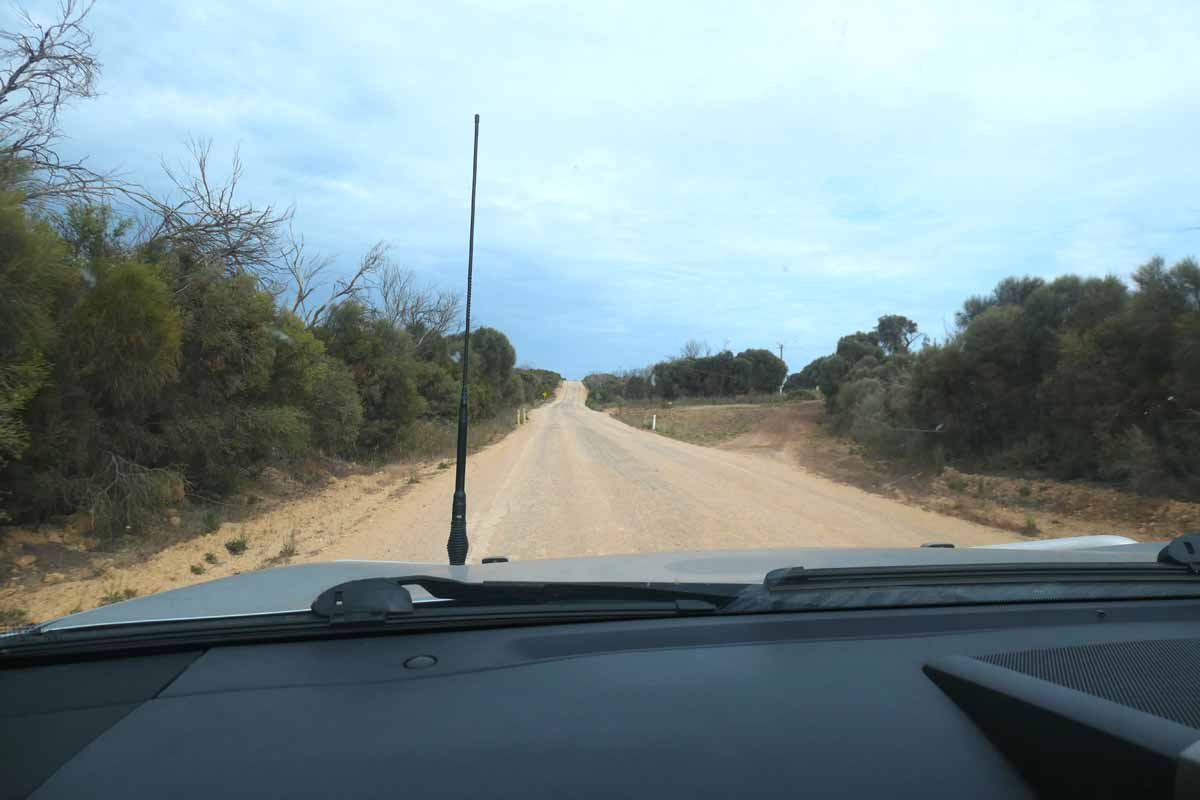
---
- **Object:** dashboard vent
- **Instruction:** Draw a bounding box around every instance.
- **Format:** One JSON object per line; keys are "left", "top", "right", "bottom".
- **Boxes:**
{"left": 978, "top": 637, "right": 1200, "bottom": 729}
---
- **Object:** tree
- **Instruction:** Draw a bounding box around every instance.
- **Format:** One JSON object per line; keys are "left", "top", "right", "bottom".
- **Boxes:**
{"left": 471, "top": 327, "right": 516, "bottom": 389}
{"left": 65, "top": 260, "right": 182, "bottom": 412}
{"left": 131, "top": 139, "right": 293, "bottom": 285}
{"left": 993, "top": 276, "right": 1046, "bottom": 307}
{"left": 738, "top": 348, "right": 787, "bottom": 393}
{"left": 782, "top": 372, "right": 810, "bottom": 392}
{"left": 374, "top": 261, "right": 461, "bottom": 346}
{"left": 680, "top": 339, "right": 710, "bottom": 359}
{"left": 284, "top": 237, "right": 383, "bottom": 326}
{"left": 624, "top": 374, "right": 647, "bottom": 400}
{"left": 0, "top": 0, "right": 110, "bottom": 202}
{"left": 814, "top": 354, "right": 849, "bottom": 400}
{"left": 317, "top": 302, "right": 425, "bottom": 453}
{"left": 836, "top": 332, "right": 883, "bottom": 366}
{"left": 955, "top": 276, "right": 1046, "bottom": 329}
{"left": 56, "top": 201, "right": 131, "bottom": 266}
{"left": 790, "top": 355, "right": 833, "bottom": 391}
{"left": 874, "top": 315, "right": 921, "bottom": 355}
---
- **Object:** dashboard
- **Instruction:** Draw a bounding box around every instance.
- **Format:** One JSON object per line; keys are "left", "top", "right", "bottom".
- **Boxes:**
{"left": 5, "top": 597, "right": 1200, "bottom": 798}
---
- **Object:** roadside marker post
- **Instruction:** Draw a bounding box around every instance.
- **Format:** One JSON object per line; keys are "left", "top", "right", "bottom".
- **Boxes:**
{"left": 652, "top": 414, "right": 657, "bottom": 431}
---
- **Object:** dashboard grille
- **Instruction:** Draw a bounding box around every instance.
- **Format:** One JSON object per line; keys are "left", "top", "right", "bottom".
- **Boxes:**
{"left": 978, "top": 637, "right": 1200, "bottom": 730}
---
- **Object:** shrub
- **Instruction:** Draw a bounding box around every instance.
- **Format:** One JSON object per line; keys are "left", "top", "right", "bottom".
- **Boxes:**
{"left": 1120, "top": 426, "right": 1169, "bottom": 495}
{"left": 99, "top": 587, "right": 138, "bottom": 606}
{"left": 65, "top": 261, "right": 182, "bottom": 411}
{"left": 224, "top": 535, "right": 248, "bottom": 555}
{"left": 243, "top": 405, "right": 313, "bottom": 462}
{"left": 278, "top": 533, "right": 297, "bottom": 559}
{"left": 201, "top": 509, "right": 222, "bottom": 533}
{"left": 82, "top": 455, "right": 182, "bottom": 538}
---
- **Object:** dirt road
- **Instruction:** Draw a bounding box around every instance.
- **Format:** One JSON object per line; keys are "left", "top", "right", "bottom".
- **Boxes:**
{"left": 4, "top": 381, "right": 1018, "bottom": 620}
{"left": 358, "top": 380, "right": 1015, "bottom": 560}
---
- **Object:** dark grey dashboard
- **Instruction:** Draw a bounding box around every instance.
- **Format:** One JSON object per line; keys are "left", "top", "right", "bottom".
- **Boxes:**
{"left": 5, "top": 598, "right": 1200, "bottom": 798}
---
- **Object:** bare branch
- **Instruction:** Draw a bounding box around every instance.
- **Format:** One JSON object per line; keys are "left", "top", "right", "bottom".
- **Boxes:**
{"left": 301, "top": 241, "right": 387, "bottom": 326}
{"left": 127, "top": 138, "right": 294, "bottom": 283}
{"left": 0, "top": 0, "right": 113, "bottom": 202}
{"left": 373, "top": 260, "right": 462, "bottom": 345}
{"left": 275, "top": 227, "right": 333, "bottom": 320}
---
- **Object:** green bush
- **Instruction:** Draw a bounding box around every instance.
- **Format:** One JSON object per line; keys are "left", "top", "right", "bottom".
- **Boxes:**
{"left": 0, "top": 358, "right": 46, "bottom": 474}
{"left": 65, "top": 261, "right": 182, "bottom": 411}
{"left": 318, "top": 302, "right": 425, "bottom": 455}
{"left": 305, "top": 358, "right": 363, "bottom": 454}
{"left": 201, "top": 509, "right": 222, "bottom": 533}
{"left": 0, "top": 189, "right": 556, "bottom": 531}
{"left": 241, "top": 405, "right": 313, "bottom": 462}
{"left": 790, "top": 268, "right": 1200, "bottom": 499}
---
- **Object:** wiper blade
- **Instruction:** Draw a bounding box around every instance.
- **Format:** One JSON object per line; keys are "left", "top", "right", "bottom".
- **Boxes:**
{"left": 310, "top": 575, "right": 738, "bottom": 623}
{"left": 763, "top": 562, "right": 1200, "bottom": 591}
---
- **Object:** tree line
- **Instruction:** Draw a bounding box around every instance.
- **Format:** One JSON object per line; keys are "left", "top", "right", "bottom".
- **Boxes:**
{"left": 792, "top": 269, "right": 1200, "bottom": 497}
{"left": 0, "top": 3, "right": 560, "bottom": 531}
{"left": 584, "top": 342, "right": 788, "bottom": 405}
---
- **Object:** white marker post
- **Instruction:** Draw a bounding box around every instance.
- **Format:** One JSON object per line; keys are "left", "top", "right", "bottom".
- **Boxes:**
{"left": 651, "top": 414, "right": 657, "bottom": 431}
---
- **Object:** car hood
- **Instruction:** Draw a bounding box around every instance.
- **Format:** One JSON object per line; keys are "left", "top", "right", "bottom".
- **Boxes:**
{"left": 41, "top": 535, "right": 1155, "bottom": 631}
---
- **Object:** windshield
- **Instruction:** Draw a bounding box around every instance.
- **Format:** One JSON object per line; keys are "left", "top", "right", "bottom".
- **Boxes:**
{"left": 2, "top": 1, "right": 1199, "bottom": 631}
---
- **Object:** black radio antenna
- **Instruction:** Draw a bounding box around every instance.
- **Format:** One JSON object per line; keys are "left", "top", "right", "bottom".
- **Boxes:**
{"left": 447, "top": 113, "right": 480, "bottom": 566}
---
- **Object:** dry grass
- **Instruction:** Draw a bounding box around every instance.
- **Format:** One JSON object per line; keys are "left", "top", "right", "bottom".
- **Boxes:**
{"left": 612, "top": 403, "right": 779, "bottom": 446}
{"left": 98, "top": 586, "right": 138, "bottom": 606}
{"left": 278, "top": 532, "right": 297, "bottom": 559}
{"left": 407, "top": 405, "right": 526, "bottom": 463}
{"left": 0, "top": 606, "right": 31, "bottom": 630}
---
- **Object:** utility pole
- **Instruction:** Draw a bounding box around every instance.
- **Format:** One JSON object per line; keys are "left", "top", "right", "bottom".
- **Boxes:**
{"left": 777, "top": 342, "right": 786, "bottom": 394}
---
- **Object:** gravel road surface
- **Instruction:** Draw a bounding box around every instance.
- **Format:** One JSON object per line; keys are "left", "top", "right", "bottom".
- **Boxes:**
{"left": 337, "top": 380, "right": 1016, "bottom": 562}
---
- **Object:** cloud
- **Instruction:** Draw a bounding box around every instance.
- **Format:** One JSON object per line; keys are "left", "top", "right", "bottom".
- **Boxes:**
{"left": 35, "top": 0, "right": 1200, "bottom": 376}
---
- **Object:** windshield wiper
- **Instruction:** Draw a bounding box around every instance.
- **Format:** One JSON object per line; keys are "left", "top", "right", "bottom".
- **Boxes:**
{"left": 763, "top": 532, "right": 1200, "bottom": 591}
{"left": 310, "top": 575, "right": 738, "bottom": 623}
{"left": 0, "top": 577, "right": 741, "bottom": 662}
{"left": 761, "top": 562, "right": 1200, "bottom": 591}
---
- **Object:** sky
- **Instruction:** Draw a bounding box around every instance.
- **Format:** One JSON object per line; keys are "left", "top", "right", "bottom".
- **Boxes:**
{"left": 22, "top": 0, "right": 1200, "bottom": 378}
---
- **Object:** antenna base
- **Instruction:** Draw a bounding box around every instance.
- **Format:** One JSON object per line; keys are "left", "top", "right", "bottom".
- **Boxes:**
{"left": 448, "top": 490, "right": 469, "bottom": 565}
